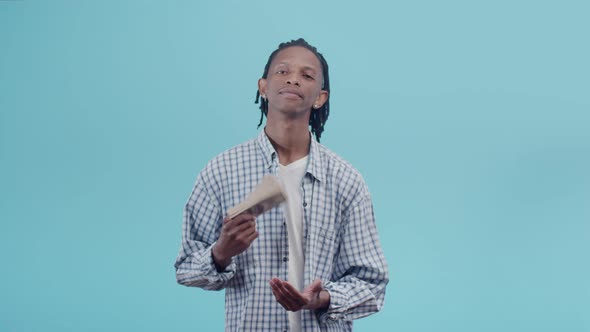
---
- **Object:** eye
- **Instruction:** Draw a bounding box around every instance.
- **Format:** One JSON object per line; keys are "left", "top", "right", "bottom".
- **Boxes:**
{"left": 303, "top": 74, "right": 315, "bottom": 80}
{"left": 276, "top": 70, "right": 287, "bottom": 75}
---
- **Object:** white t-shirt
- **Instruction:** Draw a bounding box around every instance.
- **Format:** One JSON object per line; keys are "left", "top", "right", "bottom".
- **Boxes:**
{"left": 278, "top": 155, "right": 308, "bottom": 332}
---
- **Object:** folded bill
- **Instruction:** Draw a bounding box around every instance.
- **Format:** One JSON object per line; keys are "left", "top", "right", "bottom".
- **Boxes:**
{"left": 226, "top": 175, "right": 286, "bottom": 219}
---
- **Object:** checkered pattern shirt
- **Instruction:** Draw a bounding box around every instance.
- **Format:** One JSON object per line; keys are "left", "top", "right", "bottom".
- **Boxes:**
{"left": 175, "top": 131, "right": 389, "bottom": 332}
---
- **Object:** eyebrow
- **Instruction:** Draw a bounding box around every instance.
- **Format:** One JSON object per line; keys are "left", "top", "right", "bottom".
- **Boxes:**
{"left": 274, "top": 62, "right": 318, "bottom": 73}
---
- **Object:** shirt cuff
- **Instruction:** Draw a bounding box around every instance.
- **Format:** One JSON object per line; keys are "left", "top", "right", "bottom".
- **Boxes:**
{"left": 207, "top": 244, "right": 236, "bottom": 280}
{"left": 317, "top": 281, "right": 349, "bottom": 323}
{"left": 176, "top": 244, "right": 236, "bottom": 289}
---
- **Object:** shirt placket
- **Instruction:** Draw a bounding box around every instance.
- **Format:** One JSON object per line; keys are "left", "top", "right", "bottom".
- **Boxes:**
{"left": 301, "top": 173, "right": 314, "bottom": 289}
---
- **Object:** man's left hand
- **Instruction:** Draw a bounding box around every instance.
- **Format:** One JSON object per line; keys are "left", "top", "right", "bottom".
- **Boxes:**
{"left": 269, "top": 278, "right": 330, "bottom": 311}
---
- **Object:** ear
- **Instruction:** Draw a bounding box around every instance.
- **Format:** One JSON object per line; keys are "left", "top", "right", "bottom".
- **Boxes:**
{"left": 313, "top": 90, "right": 329, "bottom": 109}
{"left": 258, "top": 78, "right": 268, "bottom": 97}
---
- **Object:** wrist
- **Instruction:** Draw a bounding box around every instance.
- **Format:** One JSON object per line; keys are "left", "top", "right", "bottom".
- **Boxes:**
{"left": 309, "top": 290, "right": 330, "bottom": 310}
{"left": 211, "top": 244, "right": 231, "bottom": 271}
{"left": 318, "top": 290, "right": 330, "bottom": 310}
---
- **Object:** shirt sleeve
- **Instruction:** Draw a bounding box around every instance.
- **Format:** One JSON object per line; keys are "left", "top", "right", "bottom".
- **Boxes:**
{"left": 319, "top": 191, "right": 389, "bottom": 323}
{"left": 174, "top": 172, "right": 236, "bottom": 290}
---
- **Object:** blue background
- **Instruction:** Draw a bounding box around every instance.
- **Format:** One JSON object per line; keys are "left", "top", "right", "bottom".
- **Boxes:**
{"left": 1, "top": 1, "right": 589, "bottom": 331}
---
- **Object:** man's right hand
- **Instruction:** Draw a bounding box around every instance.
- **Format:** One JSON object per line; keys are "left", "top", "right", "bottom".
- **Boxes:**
{"left": 211, "top": 213, "right": 258, "bottom": 271}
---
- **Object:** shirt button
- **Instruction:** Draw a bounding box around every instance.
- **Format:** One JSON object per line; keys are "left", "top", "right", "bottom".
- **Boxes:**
{"left": 282, "top": 256, "right": 288, "bottom": 262}
{"left": 303, "top": 202, "right": 307, "bottom": 207}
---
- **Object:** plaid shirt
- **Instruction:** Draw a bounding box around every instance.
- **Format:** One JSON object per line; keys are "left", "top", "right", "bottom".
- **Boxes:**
{"left": 175, "top": 131, "right": 389, "bottom": 332}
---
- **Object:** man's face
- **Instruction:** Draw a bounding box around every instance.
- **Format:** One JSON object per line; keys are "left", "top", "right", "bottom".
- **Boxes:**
{"left": 258, "top": 46, "right": 328, "bottom": 116}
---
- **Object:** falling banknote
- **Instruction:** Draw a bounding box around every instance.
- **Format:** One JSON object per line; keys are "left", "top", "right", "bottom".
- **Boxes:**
{"left": 226, "top": 175, "right": 286, "bottom": 219}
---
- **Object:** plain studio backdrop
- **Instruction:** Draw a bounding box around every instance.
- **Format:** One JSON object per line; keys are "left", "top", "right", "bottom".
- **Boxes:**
{"left": 1, "top": 1, "right": 589, "bottom": 331}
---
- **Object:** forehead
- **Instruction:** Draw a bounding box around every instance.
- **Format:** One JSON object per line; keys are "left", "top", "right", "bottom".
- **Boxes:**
{"left": 270, "top": 46, "right": 322, "bottom": 71}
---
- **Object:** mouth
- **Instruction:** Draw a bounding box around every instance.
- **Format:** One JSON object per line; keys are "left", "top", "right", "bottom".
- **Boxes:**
{"left": 279, "top": 88, "right": 303, "bottom": 99}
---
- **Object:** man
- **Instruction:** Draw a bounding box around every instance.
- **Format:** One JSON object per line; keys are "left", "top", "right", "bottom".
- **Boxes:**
{"left": 175, "top": 38, "right": 388, "bottom": 331}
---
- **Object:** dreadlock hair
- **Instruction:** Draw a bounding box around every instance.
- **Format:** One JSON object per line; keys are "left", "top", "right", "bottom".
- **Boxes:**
{"left": 254, "top": 38, "right": 330, "bottom": 142}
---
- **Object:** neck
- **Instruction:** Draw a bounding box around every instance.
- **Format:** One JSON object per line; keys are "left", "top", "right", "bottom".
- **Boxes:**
{"left": 264, "top": 112, "right": 311, "bottom": 165}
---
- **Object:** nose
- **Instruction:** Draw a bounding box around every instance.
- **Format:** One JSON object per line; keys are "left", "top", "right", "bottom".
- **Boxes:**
{"left": 286, "top": 74, "right": 300, "bottom": 86}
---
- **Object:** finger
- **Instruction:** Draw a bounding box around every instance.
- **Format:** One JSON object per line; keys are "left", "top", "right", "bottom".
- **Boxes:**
{"left": 232, "top": 218, "right": 255, "bottom": 234}
{"left": 269, "top": 280, "right": 291, "bottom": 310}
{"left": 233, "top": 213, "right": 256, "bottom": 222}
{"left": 307, "top": 279, "right": 323, "bottom": 294}
{"left": 224, "top": 215, "right": 254, "bottom": 230}
{"left": 273, "top": 280, "right": 305, "bottom": 309}
{"left": 243, "top": 230, "right": 259, "bottom": 244}
{"left": 234, "top": 228, "right": 258, "bottom": 247}
{"left": 227, "top": 230, "right": 257, "bottom": 250}
{"left": 301, "top": 279, "right": 323, "bottom": 304}
{"left": 231, "top": 219, "right": 256, "bottom": 233}
{"left": 226, "top": 219, "right": 256, "bottom": 237}
{"left": 279, "top": 281, "right": 307, "bottom": 307}
{"left": 225, "top": 212, "right": 254, "bottom": 220}
{"left": 270, "top": 280, "right": 300, "bottom": 311}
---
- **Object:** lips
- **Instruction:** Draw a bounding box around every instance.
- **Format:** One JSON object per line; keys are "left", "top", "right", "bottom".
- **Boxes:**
{"left": 279, "top": 87, "right": 303, "bottom": 99}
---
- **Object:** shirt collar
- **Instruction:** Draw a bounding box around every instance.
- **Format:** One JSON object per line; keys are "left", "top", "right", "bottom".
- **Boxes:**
{"left": 256, "top": 130, "right": 277, "bottom": 170}
{"left": 256, "top": 130, "right": 325, "bottom": 183}
{"left": 306, "top": 133, "right": 325, "bottom": 182}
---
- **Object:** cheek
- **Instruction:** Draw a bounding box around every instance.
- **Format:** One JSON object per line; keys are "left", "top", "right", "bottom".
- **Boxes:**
{"left": 266, "top": 78, "right": 283, "bottom": 93}
{"left": 310, "top": 89, "right": 323, "bottom": 101}
{"left": 306, "top": 82, "right": 321, "bottom": 95}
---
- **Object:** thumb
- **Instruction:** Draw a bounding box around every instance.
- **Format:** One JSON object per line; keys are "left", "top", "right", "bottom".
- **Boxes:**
{"left": 308, "top": 279, "right": 323, "bottom": 294}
